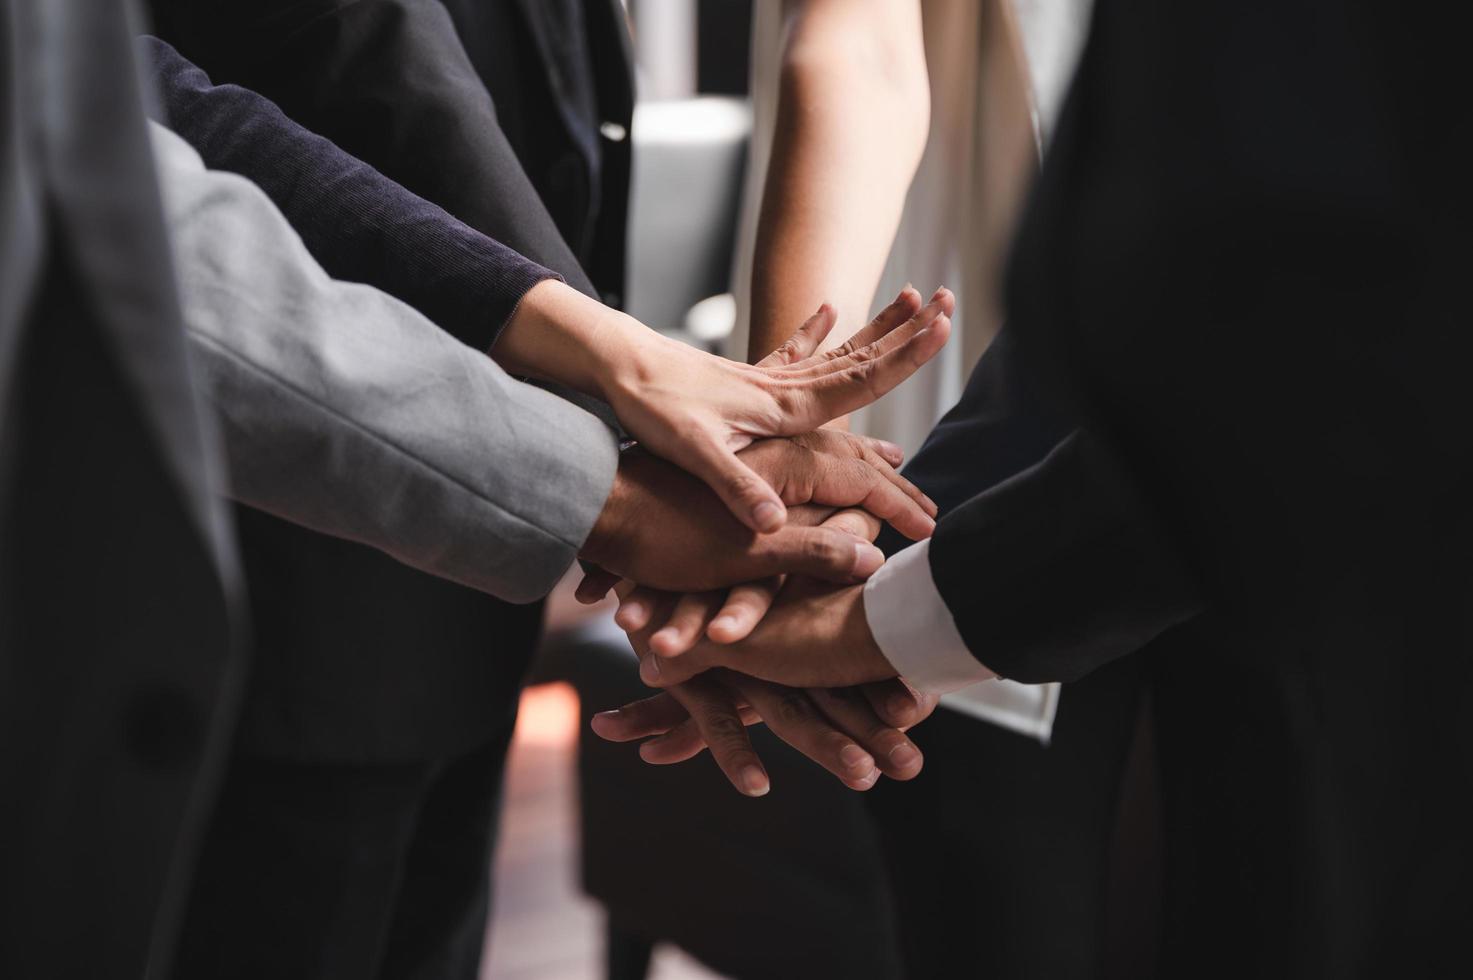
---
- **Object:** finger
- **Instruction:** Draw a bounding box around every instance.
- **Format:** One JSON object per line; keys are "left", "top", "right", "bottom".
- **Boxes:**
{"left": 637, "top": 717, "right": 710, "bottom": 764}
{"left": 802, "top": 311, "right": 952, "bottom": 420}
{"left": 667, "top": 678, "right": 770, "bottom": 796}
{"left": 812, "top": 456, "right": 935, "bottom": 541}
{"left": 722, "top": 673, "right": 881, "bottom": 791}
{"left": 774, "top": 287, "right": 951, "bottom": 387}
{"left": 638, "top": 641, "right": 713, "bottom": 688}
{"left": 775, "top": 287, "right": 922, "bottom": 372}
{"left": 875, "top": 460, "right": 938, "bottom": 523}
{"left": 822, "top": 507, "right": 883, "bottom": 542}
{"left": 575, "top": 566, "right": 621, "bottom": 604}
{"left": 823, "top": 285, "right": 950, "bottom": 361}
{"left": 688, "top": 438, "right": 789, "bottom": 534}
{"left": 614, "top": 585, "right": 664, "bottom": 633}
{"left": 856, "top": 434, "right": 906, "bottom": 468}
{"left": 852, "top": 442, "right": 937, "bottom": 518}
{"left": 650, "top": 590, "right": 724, "bottom": 657}
{"left": 861, "top": 678, "right": 929, "bottom": 729}
{"left": 707, "top": 576, "right": 781, "bottom": 643}
{"left": 807, "top": 685, "right": 925, "bottom": 781}
{"left": 755, "top": 303, "right": 838, "bottom": 367}
{"left": 591, "top": 692, "right": 692, "bottom": 742}
{"left": 815, "top": 430, "right": 934, "bottom": 516}
{"left": 638, "top": 700, "right": 762, "bottom": 764}
{"left": 749, "top": 525, "right": 885, "bottom": 583}
{"left": 848, "top": 445, "right": 938, "bottom": 524}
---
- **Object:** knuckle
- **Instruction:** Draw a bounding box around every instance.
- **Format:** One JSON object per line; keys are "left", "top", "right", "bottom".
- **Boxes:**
{"left": 802, "top": 532, "right": 844, "bottom": 566}
{"left": 772, "top": 691, "right": 813, "bottom": 726}
{"left": 705, "top": 713, "right": 747, "bottom": 745}
{"left": 852, "top": 356, "right": 879, "bottom": 388}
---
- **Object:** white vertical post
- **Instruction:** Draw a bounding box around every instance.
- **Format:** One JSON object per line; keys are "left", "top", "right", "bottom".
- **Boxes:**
{"left": 632, "top": 0, "right": 698, "bottom": 101}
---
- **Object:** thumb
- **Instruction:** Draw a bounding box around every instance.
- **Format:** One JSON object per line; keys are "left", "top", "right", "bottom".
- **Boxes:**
{"left": 752, "top": 525, "right": 885, "bottom": 583}
{"left": 639, "top": 645, "right": 714, "bottom": 688}
{"left": 688, "top": 438, "right": 789, "bottom": 534}
{"left": 574, "top": 565, "right": 622, "bottom": 604}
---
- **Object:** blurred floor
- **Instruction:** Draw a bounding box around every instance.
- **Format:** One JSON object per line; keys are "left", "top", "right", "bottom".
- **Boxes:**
{"left": 481, "top": 682, "right": 725, "bottom": 980}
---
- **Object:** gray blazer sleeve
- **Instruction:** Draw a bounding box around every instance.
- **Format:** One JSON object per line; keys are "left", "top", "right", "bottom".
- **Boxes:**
{"left": 148, "top": 122, "right": 619, "bottom": 602}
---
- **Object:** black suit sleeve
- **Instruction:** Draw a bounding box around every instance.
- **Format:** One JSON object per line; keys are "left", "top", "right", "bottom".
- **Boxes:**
{"left": 928, "top": 427, "right": 1200, "bottom": 684}
{"left": 144, "top": 0, "right": 597, "bottom": 295}
{"left": 890, "top": 327, "right": 1202, "bottom": 685}
{"left": 142, "top": 37, "right": 557, "bottom": 350}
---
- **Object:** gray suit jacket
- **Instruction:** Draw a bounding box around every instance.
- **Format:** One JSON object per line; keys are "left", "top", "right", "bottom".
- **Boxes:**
{"left": 139, "top": 15, "right": 619, "bottom": 762}
{"left": 150, "top": 122, "right": 618, "bottom": 602}
{"left": 1, "top": 3, "right": 245, "bottom": 977}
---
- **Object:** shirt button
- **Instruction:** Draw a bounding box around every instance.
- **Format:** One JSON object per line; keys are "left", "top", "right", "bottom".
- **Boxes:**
{"left": 599, "top": 121, "right": 628, "bottom": 143}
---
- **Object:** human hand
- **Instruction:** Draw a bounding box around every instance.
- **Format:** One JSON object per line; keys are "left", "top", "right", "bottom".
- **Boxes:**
{"left": 633, "top": 578, "right": 900, "bottom": 690}
{"left": 497, "top": 280, "right": 952, "bottom": 534}
{"left": 578, "top": 434, "right": 934, "bottom": 593}
{"left": 591, "top": 507, "right": 883, "bottom": 656}
{"left": 591, "top": 671, "right": 939, "bottom": 796}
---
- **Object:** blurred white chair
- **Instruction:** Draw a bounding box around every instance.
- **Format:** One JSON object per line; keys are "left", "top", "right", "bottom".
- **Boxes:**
{"left": 623, "top": 97, "right": 750, "bottom": 346}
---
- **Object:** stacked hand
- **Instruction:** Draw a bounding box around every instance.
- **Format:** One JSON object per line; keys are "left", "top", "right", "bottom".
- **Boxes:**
{"left": 497, "top": 281, "right": 954, "bottom": 532}
{"left": 494, "top": 280, "right": 954, "bottom": 796}
{"left": 584, "top": 507, "right": 925, "bottom": 795}
{"left": 592, "top": 668, "right": 937, "bottom": 797}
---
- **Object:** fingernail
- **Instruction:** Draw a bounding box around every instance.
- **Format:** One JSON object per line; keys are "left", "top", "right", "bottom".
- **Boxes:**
{"left": 888, "top": 694, "right": 915, "bottom": 720}
{"left": 879, "top": 440, "right": 904, "bottom": 460}
{"left": 753, "top": 500, "right": 785, "bottom": 532}
{"left": 640, "top": 656, "right": 661, "bottom": 683}
{"left": 840, "top": 744, "right": 873, "bottom": 772}
{"left": 652, "top": 628, "right": 677, "bottom": 653}
{"left": 856, "top": 769, "right": 881, "bottom": 789}
{"left": 852, "top": 542, "right": 884, "bottom": 579}
{"left": 742, "top": 766, "right": 771, "bottom": 797}
{"left": 890, "top": 744, "right": 920, "bottom": 770}
{"left": 639, "top": 737, "right": 671, "bottom": 763}
{"left": 615, "top": 601, "right": 645, "bottom": 629}
{"left": 710, "top": 616, "right": 737, "bottom": 637}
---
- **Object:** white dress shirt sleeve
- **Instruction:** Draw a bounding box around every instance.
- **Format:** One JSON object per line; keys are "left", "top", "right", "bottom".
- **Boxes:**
{"left": 863, "top": 538, "right": 998, "bottom": 694}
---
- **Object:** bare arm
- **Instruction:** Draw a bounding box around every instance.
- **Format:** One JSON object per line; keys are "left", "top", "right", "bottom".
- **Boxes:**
{"left": 746, "top": 0, "right": 930, "bottom": 364}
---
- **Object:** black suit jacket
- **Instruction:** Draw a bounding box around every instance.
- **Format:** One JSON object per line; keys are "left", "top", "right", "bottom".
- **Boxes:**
{"left": 910, "top": 0, "right": 1470, "bottom": 970}
{"left": 143, "top": 0, "right": 632, "bottom": 761}
{"left": 437, "top": 0, "right": 633, "bottom": 306}
{"left": 0, "top": 2, "right": 245, "bottom": 975}
{"left": 144, "top": 39, "right": 558, "bottom": 353}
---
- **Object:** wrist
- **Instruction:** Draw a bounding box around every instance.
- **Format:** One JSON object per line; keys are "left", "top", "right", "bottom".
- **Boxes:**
{"left": 581, "top": 448, "right": 649, "bottom": 571}
{"left": 581, "top": 460, "right": 627, "bottom": 569}
{"left": 495, "top": 280, "right": 633, "bottom": 399}
{"left": 850, "top": 586, "right": 894, "bottom": 677}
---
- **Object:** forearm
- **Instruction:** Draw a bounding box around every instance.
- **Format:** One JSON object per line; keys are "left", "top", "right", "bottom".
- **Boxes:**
{"left": 146, "top": 0, "right": 597, "bottom": 294}
{"left": 143, "top": 37, "right": 557, "bottom": 351}
{"left": 151, "top": 122, "right": 619, "bottom": 601}
{"left": 747, "top": 0, "right": 929, "bottom": 362}
{"left": 492, "top": 279, "right": 654, "bottom": 400}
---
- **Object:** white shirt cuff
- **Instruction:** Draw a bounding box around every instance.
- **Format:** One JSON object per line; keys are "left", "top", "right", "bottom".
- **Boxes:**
{"left": 863, "top": 539, "right": 996, "bottom": 695}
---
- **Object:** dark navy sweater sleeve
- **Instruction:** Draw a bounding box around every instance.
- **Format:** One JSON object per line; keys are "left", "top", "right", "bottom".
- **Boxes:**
{"left": 141, "top": 35, "right": 557, "bottom": 350}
